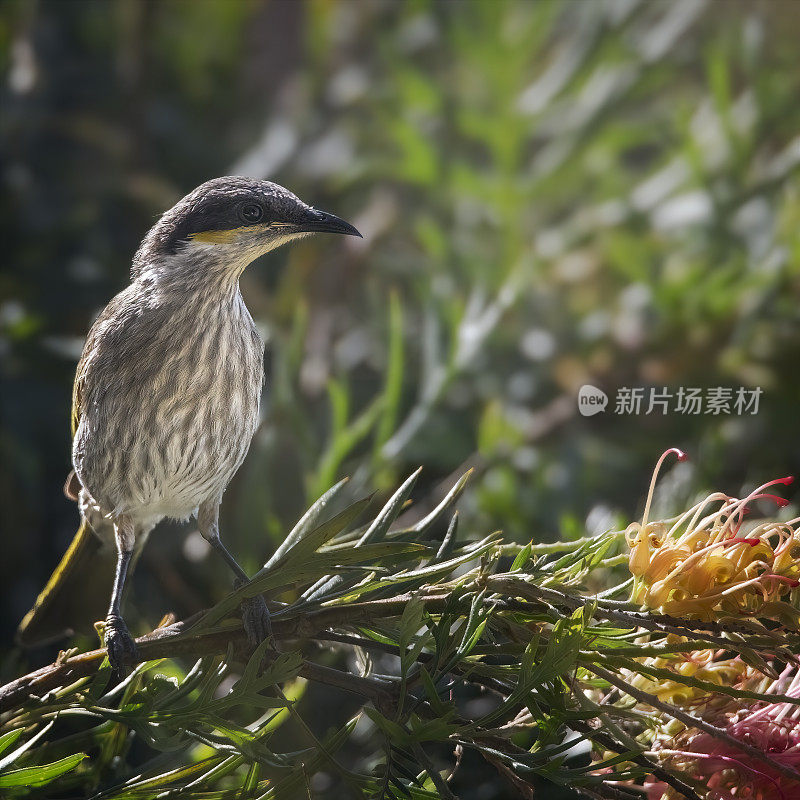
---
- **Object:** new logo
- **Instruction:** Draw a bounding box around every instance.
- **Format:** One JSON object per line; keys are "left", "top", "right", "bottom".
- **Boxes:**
{"left": 578, "top": 385, "right": 608, "bottom": 416}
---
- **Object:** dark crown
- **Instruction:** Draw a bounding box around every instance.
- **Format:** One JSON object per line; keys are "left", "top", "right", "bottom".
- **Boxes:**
{"left": 132, "top": 177, "right": 311, "bottom": 275}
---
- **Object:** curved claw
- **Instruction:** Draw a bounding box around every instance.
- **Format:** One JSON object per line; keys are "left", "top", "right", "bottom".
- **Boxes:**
{"left": 240, "top": 593, "right": 272, "bottom": 649}
{"left": 105, "top": 614, "right": 138, "bottom": 674}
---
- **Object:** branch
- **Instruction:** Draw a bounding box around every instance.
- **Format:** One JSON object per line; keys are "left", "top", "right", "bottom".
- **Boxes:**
{"left": 1, "top": 596, "right": 441, "bottom": 714}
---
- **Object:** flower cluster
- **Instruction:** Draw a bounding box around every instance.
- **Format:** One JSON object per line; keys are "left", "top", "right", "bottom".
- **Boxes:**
{"left": 626, "top": 644, "right": 746, "bottom": 708}
{"left": 646, "top": 661, "right": 800, "bottom": 800}
{"left": 626, "top": 449, "right": 799, "bottom": 619}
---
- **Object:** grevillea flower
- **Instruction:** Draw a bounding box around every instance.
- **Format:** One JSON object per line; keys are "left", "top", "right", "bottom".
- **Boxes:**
{"left": 626, "top": 450, "right": 798, "bottom": 620}
{"left": 626, "top": 645, "right": 747, "bottom": 708}
{"left": 647, "top": 662, "right": 800, "bottom": 800}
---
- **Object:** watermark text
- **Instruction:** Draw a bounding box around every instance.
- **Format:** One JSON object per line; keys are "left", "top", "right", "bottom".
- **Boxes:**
{"left": 577, "top": 385, "right": 762, "bottom": 417}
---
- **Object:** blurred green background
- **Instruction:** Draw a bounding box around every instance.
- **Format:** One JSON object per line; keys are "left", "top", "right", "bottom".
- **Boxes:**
{"left": 1, "top": 0, "right": 799, "bottom": 795}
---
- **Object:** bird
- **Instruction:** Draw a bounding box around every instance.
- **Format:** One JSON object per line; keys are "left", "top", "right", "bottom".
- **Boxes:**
{"left": 17, "top": 176, "right": 362, "bottom": 671}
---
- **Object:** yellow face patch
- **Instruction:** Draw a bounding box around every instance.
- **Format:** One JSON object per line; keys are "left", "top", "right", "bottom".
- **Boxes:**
{"left": 189, "top": 224, "right": 265, "bottom": 244}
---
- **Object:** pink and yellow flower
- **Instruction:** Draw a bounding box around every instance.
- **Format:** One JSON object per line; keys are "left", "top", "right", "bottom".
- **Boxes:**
{"left": 648, "top": 662, "right": 800, "bottom": 800}
{"left": 626, "top": 449, "right": 798, "bottom": 620}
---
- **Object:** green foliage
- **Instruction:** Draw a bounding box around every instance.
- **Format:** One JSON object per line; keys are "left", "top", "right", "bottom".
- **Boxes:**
{"left": 0, "top": 721, "right": 87, "bottom": 794}
{"left": 4, "top": 469, "right": 800, "bottom": 799}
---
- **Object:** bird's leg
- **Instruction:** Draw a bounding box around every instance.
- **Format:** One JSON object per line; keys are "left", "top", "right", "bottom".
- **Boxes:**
{"left": 105, "top": 516, "right": 138, "bottom": 673}
{"left": 198, "top": 501, "right": 272, "bottom": 648}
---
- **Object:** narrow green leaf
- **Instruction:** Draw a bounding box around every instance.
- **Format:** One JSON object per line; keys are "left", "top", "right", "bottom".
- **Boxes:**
{"left": 263, "top": 477, "right": 350, "bottom": 570}
{"left": 511, "top": 541, "right": 532, "bottom": 572}
{"left": 399, "top": 596, "right": 426, "bottom": 652}
{"left": 434, "top": 512, "right": 459, "bottom": 561}
{"left": 121, "top": 755, "right": 229, "bottom": 793}
{"left": 395, "top": 470, "right": 473, "bottom": 536}
{"left": 302, "top": 468, "right": 423, "bottom": 601}
{"left": 0, "top": 754, "right": 87, "bottom": 788}
{"left": 360, "top": 468, "right": 424, "bottom": 547}
{"left": 362, "top": 706, "right": 410, "bottom": 745}
{"left": 0, "top": 731, "right": 23, "bottom": 759}
{"left": 269, "top": 497, "right": 371, "bottom": 570}
{"left": 0, "top": 721, "right": 55, "bottom": 772}
{"left": 240, "top": 761, "right": 261, "bottom": 795}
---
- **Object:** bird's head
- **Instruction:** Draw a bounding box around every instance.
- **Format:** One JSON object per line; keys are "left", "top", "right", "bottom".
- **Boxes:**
{"left": 132, "top": 176, "right": 361, "bottom": 283}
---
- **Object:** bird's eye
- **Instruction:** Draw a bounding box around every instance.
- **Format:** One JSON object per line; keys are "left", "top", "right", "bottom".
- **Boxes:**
{"left": 240, "top": 203, "right": 264, "bottom": 224}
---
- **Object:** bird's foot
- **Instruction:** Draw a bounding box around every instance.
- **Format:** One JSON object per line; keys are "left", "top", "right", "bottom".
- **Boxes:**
{"left": 235, "top": 579, "right": 273, "bottom": 650}
{"left": 105, "top": 614, "right": 138, "bottom": 675}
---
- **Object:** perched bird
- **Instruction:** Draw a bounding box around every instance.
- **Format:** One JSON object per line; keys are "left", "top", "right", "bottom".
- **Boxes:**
{"left": 17, "top": 176, "right": 361, "bottom": 670}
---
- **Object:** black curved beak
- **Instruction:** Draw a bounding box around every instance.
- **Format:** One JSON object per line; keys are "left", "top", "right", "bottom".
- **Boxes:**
{"left": 299, "top": 209, "right": 362, "bottom": 238}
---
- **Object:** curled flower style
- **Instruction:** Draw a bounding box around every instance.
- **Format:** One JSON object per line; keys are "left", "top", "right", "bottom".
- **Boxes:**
{"left": 626, "top": 449, "right": 798, "bottom": 619}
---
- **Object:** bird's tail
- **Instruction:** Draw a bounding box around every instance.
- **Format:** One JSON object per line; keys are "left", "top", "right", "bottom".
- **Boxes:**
{"left": 16, "top": 485, "right": 117, "bottom": 647}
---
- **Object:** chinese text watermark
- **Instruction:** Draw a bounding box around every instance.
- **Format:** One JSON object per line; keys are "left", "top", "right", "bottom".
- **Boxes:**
{"left": 577, "top": 385, "right": 762, "bottom": 417}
